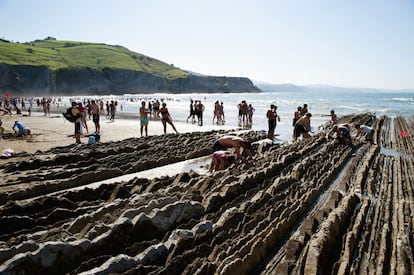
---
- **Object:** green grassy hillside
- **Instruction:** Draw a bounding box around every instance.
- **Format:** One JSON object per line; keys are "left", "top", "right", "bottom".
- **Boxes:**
{"left": 0, "top": 39, "right": 189, "bottom": 80}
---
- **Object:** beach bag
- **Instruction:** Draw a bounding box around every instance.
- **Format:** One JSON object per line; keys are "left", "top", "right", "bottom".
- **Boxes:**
{"left": 88, "top": 135, "right": 95, "bottom": 145}
{"left": 62, "top": 108, "right": 79, "bottom": 123}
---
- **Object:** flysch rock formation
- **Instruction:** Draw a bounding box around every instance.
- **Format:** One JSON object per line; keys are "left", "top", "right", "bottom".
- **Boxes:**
{"left": 0, "top": 114, "right": 413, "bottom": 274}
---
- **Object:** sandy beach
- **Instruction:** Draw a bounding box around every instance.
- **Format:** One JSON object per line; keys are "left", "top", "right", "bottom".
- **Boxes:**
{"left": 0, "top": 110, "right": 237, "bottom": 156}
{"left": 1, "top": 111, "right": 413, "bottom": 274}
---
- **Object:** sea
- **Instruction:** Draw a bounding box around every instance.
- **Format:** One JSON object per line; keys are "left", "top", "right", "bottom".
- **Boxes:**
{"left": 65, "top": 89, "right": 414, "bottom": 141}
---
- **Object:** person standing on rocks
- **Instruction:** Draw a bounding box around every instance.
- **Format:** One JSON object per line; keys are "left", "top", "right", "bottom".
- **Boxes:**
{"left": 159, "top": 103, "right": 178, "bottom": 134}
{"left": 139, "top": 101, "right": 151, "bottom": 137}
{"left": 294, "top": 113, "right": 313, "bottom": 141}
{"left": 266, "top": 104, "right": 277, "bottom": 140}
{"left": 213, "top": 135, "right": 254, "bottom": 161}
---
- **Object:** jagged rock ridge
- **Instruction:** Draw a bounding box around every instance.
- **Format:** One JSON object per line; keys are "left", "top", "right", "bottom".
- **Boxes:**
{"left": 0, "top": 115, "right": 413, "bottom": 274}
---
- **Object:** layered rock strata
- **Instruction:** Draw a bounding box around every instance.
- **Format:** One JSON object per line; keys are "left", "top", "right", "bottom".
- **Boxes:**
{"left": 0, "top": 114, "right": 413, "bottom": 274}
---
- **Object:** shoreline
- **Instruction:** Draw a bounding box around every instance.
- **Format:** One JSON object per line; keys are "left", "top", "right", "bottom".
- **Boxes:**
{"left": 0, "top": 109, "right": 241, "bottom": 155}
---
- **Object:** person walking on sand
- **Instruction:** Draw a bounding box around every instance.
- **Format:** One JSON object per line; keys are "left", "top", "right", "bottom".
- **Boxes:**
{"left": 220, "top": 102, "right": 225, "bottom": 124}
{"left": 109, "top": 100, "right": 116, "bottom": 122}
{"left": 195, "top": 100, "right": 205, "bottom": 126}
{"left": 213, "top": 100, "right": 222, "bottom": 125}
{"left": 213, "top": 135, "right": 254, "bottom": 161}
{"left": 159, "top": 103, "right": 178, "bottom": 134}
{"left": 294, "top": 113, "right": 313, "bottom": 141}
{"left": 139, "top": 101, "right": 151, "bottom": 137}
{"left": 186, "top": 99, "right": 195, "bottom": 123}
{"left": 90, "top": 100, "right": 100, "bottom": 133}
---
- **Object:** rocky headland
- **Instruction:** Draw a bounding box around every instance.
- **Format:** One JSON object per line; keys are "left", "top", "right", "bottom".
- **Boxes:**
{"left": 0, "top": 114, "right": 413, "bottom": 274}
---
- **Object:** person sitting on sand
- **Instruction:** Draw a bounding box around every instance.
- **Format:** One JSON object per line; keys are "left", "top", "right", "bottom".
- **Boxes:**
{"left": 159, "top": 103, "right": 178, "bottom": 134}
{"left": 213, "top": 135, "right": 254, "bottom": 161}
{"left": 294, "top": 113, "right": 313, "bottom": 141}
{"left": 326, "top": 123, "right": 351, "bottom": 145}
{"left": 355, "top": 124, "right": 374, "bottom": 142}
{"left": 209, "top": 150, "right": 237, "bottom": 172}
{"left": 13, "top": 121, "right": 28, "bottom": 137}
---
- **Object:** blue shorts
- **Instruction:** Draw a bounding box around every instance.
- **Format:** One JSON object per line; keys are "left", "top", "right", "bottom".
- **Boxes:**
{"left": 140, "top": 116, "right": 149, "bottom": 126}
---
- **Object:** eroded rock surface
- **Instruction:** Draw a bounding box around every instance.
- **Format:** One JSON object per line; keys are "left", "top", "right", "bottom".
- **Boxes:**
{"left": 1, "top": 114, "right": 413, "bottom": 275}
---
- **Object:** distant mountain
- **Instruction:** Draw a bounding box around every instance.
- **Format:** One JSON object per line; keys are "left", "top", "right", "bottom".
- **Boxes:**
{"left": 255, "top": 82, "right": 414, "bottom": 94}
{"left": 0, "top": 38, "right": 261, "bottom": 95}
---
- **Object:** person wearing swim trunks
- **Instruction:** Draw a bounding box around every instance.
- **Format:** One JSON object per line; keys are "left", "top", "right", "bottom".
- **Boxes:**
{"left": 139, "top": 101, "right": 151, "bottom": 137}
{"left": 294, "top": 113, "right": 312, "bottom": 141}
{"left": 90, "top": 100, "right": 100, "bottom": 133}
{"left": 213, "top": 135, "right": 254, "bottom": 161}
{"left": 326, "top": 123, "right": 351, "bottom": 145}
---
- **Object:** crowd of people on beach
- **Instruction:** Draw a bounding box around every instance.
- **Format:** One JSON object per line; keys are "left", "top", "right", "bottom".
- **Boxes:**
{"left": 1, "top": 96, "right": 377, "bottom": 169}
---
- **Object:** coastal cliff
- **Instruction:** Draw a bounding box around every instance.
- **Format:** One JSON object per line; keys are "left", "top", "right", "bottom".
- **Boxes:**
{"left": 0, "top": 39, "right": 261, "bottom": 95}
{"left": 0, "top": 64, "right": 260, "bottom": 95}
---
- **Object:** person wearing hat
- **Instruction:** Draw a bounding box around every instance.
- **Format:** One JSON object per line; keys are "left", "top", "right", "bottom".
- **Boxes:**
{"left": 294, "top": 113, "right": 313, "bottom": 141}
{"left": 213, "top": 135, "right": 254, "bottom": 161}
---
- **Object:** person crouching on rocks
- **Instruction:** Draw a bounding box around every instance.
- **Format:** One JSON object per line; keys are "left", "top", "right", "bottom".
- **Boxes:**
{"left": 209, "top": 150, "right": 237, "bottom": 172}
{"left": 355, "top": 124, "right": 374, "bottom": 143}
{"left": 213, "top": 135, "right": 254, "bottom": 161}
{"left": 326, "top": 123, "right": 351, "bottom": 145}
{"left": 294, "top": 113, "right": 313, "bottom": 141}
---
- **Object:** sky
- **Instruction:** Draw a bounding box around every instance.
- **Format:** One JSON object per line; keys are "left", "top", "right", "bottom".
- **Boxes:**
{"left": 1, "top": 0, "right": 414, "bottom": 90}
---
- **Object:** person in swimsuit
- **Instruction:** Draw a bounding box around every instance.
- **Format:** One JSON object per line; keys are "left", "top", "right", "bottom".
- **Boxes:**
{"left": 326, "top": 123, "right": 351, "bottom": 144}
{"left": 213, "top": 135, "right": 254, "bottom": 161}
{"left": 209, "top": 150, "right": 236, "bottom": 172}
{"left": 139, "top": 101, "right": 151, "bottom": 137}
{"left": 294, "top": 113, "right": 312, "bottom": 141}
{"left": 90, "top": 100, "right": 100, "bottom": 134}
{"left": 159, "top": 103, "right": 178, "bottom": 134}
